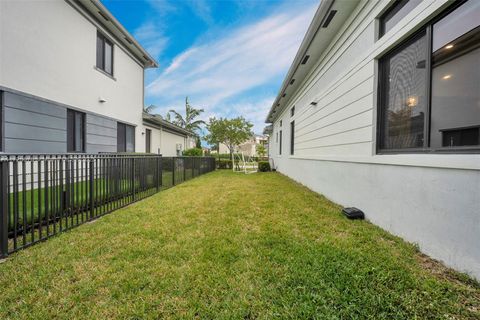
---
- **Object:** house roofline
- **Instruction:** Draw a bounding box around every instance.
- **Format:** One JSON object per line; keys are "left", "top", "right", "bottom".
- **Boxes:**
{"left": 265, "top": 0, "right": 335, "bottom": 123}
{"left": 142, "top": 112, "right": 197, "bottom": 137}
{"left": 73, "top": 0, "right": 158, "bottom": 69}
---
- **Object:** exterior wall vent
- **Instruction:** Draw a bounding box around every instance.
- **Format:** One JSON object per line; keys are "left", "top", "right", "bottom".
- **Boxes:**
{"left": 301, "top": 55, "right": 310, "bottom": 64}
{"left": 322, "top": 10, "right": 337, "bottom": 28}
{"left": 290, "top": 79, "right": 295, "bottom": 85}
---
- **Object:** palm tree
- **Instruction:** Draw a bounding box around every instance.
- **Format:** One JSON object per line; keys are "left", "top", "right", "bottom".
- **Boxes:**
{"left": 167, "top": 97, "right": 206, "bottom": 132}
{"left": 144, "top": 104, "right": 156, "bottom": 114}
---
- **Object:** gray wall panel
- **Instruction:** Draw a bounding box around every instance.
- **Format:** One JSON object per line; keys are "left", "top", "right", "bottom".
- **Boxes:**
{"left": 87, "top": 144, "right": 117, "bottom": 154}
{"left": 4, "top": 138, "right": 66, "bottom": 153}
{"left": 3, "top": 92, "right": 67, "bottom": 153}
{"left": 5, "top": 122, "right": 66, "bottom": 142}
{"left": 86, "top": 123, "right": 116, "bottom": 137}
{"left": 4, "top": 92, "right": 66, "bottom": 118}
{"left": 86, "top": 133, "right": 116, "bottom": 146}
{"left": 86, "top": 114, "right": 116, "bottom": 128}
{"left": 4, "top": 106, "right": 66, "bottom": 130}
{"left": 86, "top": 114, "right": 117, "bottom": 153}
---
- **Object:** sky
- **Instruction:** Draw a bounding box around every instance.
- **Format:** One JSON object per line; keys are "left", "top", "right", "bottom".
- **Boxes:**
{"left": 102, "top": 0, "right": 318, "bottom": 135}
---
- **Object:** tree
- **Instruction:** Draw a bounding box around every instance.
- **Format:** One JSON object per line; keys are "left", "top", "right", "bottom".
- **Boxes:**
{"left": 205, "top": 117, "right": 253, "bottom": 157}
{"left": 167, "top": 97, "right": 206, "bottom": 133}
{"left": 257, "top": 144, "right": 266, "bottom": 157}
{"left": 144, "top": 104, "right": 156, "bottom": 114}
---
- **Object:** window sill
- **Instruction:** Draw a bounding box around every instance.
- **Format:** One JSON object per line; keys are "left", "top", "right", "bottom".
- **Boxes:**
{"left": 93, "top": 66, "right": 116, "bottom": 81}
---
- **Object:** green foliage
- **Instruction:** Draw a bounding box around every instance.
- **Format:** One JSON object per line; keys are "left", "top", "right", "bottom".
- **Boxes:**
{"left": 205, "top": 117, "right": 253, "bottom": 155}
{"left": 167, "top": 97, "right": 206, "bottom": 133}
{"left": 195, "top": 136, "right": 201, "bottom": 148}
{"left": 256, "top": 144, "right": 267, "bottom": 157}
{"left": 183, "top": 148, "right": 203, "bottom": 156}
{"left": 258, "top": 161, "right": 271, "bottom": 172}
{"left": 216, "top": 159, "right": 232, "bottom": 169}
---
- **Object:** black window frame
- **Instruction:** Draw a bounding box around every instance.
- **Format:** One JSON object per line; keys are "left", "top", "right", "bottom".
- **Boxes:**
{"left": 96, "top": 31, "right": 114, "bottom": 76}
{"left": 67, "top": 109, "right": 86, "bottom": 153}
{"left": 279, "top": 130, "right": 282, "bottom": 155}
{"left": 117, "top": 122, "right": 135, "bottom": 153}
{"left": 377, "top": 0, "right": 479, "bottom": 154}
{"left": 379, "top": 0, "right": 422, "bottom": 38}
{"left": 145, "top": 128, "right": 151, "bottom": 153}
{"left": 290, "top": 121, "right": 295, "bottom": 155}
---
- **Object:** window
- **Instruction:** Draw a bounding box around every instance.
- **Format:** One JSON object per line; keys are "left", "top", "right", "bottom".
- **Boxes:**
{"left": 377, "top": 0, "right": 480, "bottom": 152}
{"left": 145, "top": 129, "right": 151, "bottom": 153}
{"left": 291, "top": 106, "right": 295, "bottom": 117}
{"left": 117, "top": 123, "right": 135, "bottom": 152}
{"left": 280, "top": 120, "right": 282, "bottom": 127}
{"left": 290, "top": 121, "right": 295, "bottom": 155}
{"left": 67, "top": 109, "right": 85, "bottom": 153}
{"left": 379, "top": 0, "right": 422, "bottom": 38}
{"left": 96, "top": 31, "right": 113, "bottom": 75}
{"left": 279, "top": 130, "right": 282, "bottom": 155}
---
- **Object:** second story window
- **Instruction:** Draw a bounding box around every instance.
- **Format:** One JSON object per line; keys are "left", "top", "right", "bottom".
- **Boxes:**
{"left": 96, "top": 31, "right": 113, "bottom": 76}
{"left": 67, "top": 109, "right": 85, "bottom": 153}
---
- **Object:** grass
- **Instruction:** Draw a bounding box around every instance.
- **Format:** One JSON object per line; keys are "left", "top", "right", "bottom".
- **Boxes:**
{"left": 0, "top": 171, "right": 478, "bottom": 319}
{"left": 7, "top": 171, "right": 180, "bottom": 228}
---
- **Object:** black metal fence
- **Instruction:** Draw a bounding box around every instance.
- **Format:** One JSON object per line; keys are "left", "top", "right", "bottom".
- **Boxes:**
{"left": 0, "top": 154, "right": 215, "bottom": 257}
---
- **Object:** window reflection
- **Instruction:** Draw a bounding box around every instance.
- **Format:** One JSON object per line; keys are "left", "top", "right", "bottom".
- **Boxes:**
{"left": 430, "top": 0, "right": 480, "bottom": 148}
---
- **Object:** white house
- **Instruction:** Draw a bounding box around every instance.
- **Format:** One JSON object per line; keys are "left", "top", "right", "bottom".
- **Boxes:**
{"left": 143, "top": 112, "right": 197, "bottom": 156}
{"left": 266, "top": 0, "right": 480, "bottom": 279}
{"left": 0, "top": 0, "right": 192, "bottom": 156}
{"left": 218, "top": 135, "right": 268, "bottom": 156}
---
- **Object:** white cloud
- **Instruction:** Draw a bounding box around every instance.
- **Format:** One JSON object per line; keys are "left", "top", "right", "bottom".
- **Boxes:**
{"left": 134, "top": 21, "right": 168, "bottom": 59}
{"left": 146, "top": 3, "right": 316, "bottom": 133}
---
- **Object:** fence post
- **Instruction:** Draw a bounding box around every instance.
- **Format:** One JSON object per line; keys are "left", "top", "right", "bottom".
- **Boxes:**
{"left": 89, "top": 159, "right": 95, "bottom": 220}
{"left": 132, "top": 158, "right": 136, "bottom": 201}
{"left": 159, "top": 156, "right": 163, "bottom": 190}
{"left": 0, "top": 161, "right": 9, "bottom": 258}
{"left": 172, "top": 157, "right": 175, "bottom": 186}
{"left": 183, "top": 157, "right": 186, "bottom": 182}
{"left": 156, "top": 156, "right": 160, "bottom": 192}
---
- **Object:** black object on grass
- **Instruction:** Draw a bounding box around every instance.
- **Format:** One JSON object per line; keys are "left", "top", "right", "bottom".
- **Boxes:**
{"left": 342, "top": 207, "right": 365, "bottom": 220}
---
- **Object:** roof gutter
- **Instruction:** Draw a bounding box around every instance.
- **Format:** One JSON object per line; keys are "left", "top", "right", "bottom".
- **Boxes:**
{"left": 265, "top": 0, "right": 334, "bottom": 123}
{"left": 82, "top": 0, "right": 159, "bottom": 68}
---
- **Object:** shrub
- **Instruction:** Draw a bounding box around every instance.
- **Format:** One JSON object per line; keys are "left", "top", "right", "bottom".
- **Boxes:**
{"left": 258, "top": 161, "right": 271, "bottom": 172}
{"left": 217, "top": 159, "right": 232, "bottom": 169}
{"left": 183, "top": 148, "right": 203, "bottom": 156}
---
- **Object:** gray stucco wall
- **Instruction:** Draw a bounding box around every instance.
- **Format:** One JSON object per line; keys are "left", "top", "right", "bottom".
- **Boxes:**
{"left": 3, "top": 91, "right": 67, "bottom": 153}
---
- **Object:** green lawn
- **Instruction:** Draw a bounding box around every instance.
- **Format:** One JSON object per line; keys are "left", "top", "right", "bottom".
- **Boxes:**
{"left": 0, "top": 171, "right": 478, "bottom": 319}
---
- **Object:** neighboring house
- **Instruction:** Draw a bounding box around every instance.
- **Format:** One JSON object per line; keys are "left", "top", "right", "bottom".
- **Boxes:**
{"left": 143, "top": 112, "right": 197, "bottom": 156}
{"left": 266, "top": 0, "right": 480, "bottom": 279}
{"left": 0, "top": 0, "right": 160, "bottom": 154}
{"left": 218, "top": 135, "right": 268, "bottom": 156}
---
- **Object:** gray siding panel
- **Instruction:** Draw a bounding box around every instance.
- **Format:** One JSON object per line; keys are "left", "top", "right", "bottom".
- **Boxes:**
{"left": 3, "top": 92, "right": 67, "bottom": 153}
{"left": 4, "top": 106, "right": 66, "bottom": 130}
{"left": 4, "top": 92, "right": 66, "bottom": 118}
{"left": 4, "top": 138, "right": 66, "bottom": 153}
{"left": 86, "top": 114, "right": 117, "bottom": 153}
{"left": 4, "top": 122, "right": 66, "bottom": 142}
